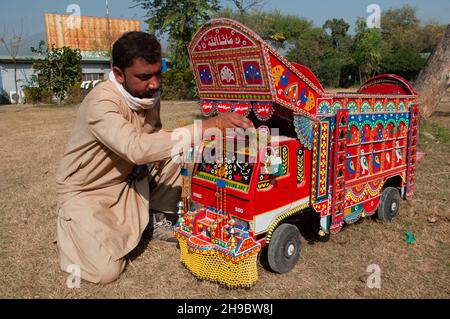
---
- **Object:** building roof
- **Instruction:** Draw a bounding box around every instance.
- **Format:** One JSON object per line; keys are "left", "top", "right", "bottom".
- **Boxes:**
{"left": 45, "top": 14, "right": 141, "bottom": 52}
{"left": 0, "top": 55, "right": 110, "bottom": 63}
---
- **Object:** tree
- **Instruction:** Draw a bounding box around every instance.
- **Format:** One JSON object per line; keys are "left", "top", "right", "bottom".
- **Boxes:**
{"left": 30, "top": 41, "right": 82, "bottom": 103}
{"left": 378, "top": 5, "right": 422, "bottom": 80}
{"left": 322, "top": 18, "right": 353, "bottom": 87}
{"left": 134, "top": 0, "right": 221, "bottom": 69}
{"left": 216, "top": 9, "right": 352, "bottom": 87}
{"left": 226, "top": 0, "right": 267, "bottom": 23}
{"left": 415, "top": 22, "right": 447, "bottom": 54}
{"left": 351, "top": 18, "right": 383, "bottom": 84}
{"left": 323, "top": 18, "right": 350, "bottom": 47}
{"left": 378, "top": 5, "right": 446, "bottom": 82}
{"left": 380, "top": 47, "right": 425, "bottom": 80}
{"left": 381, "top": 5, "right": 419, "bottom": 48}
{"left": 217, "top": 9, "right": 313, "bottom": 50}
{"left": 287, "top": 27, "right": 333, "bottom": 84}
{"left": 415, "top": 25, "right": 450, "bottom": 119}
{"left": 0, "top": 24, "right": 23, "bottom": 103}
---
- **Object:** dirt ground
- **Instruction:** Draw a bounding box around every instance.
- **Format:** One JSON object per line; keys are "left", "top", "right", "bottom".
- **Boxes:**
{"left": 0, "top": 97, "right": 449, "bottom": 299}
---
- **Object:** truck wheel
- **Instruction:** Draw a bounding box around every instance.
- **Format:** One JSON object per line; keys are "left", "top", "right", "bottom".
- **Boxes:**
{"left": 267, "top": 224, "right": 301, "bottom": 274}
{"left": 377, "top": 187, "right": 401, "bottom": 222}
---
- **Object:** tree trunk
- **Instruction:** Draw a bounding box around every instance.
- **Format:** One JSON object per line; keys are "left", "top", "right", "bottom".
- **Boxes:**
{"left": 415, "top": 24, "right": 450, "bottom": 119}
{"left": 13, "top": 59, "right": 18, "bottom": 104}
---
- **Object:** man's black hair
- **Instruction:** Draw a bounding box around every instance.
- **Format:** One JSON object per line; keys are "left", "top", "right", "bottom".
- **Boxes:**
{"left": 112, "top": 31, "right": 161, "bottom": 70}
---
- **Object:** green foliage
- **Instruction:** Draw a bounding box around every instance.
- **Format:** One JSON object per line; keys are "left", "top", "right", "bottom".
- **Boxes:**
{"left": 22, "top": 86, "right": 52, "bottom": 105}
{"left": 323, "top": 18, "right": 350, "bottom": 47}
{"left": 0, "top": 89, "right": 11, "bottom": 105}
{"left": 420, "top": 120, "right": 450, "bottom": 146}
{"left": 161, "top": 68, "right": 198, "bottom": 100}
{"left": 64, "top": 82, "right": 83, "bottom": 105}
{"left": 381, "top": 5, "right": 420, "bottom": 46}
{"left": 380, "top": 47, "right": 426, "bottom": 80}
{"left": 286, "top": 27, "right": 327, "bottom": 69}
{"left": 351, "top": 18, "right": 383, "bottom": 84}
{"left": 414, "top": 23, "right": 447, "bottom": 53}
{"left": 378, "top": 6, "right": 446, "bottom": 82}
{"left": 221, "top": 5, "right": 444, "bottom": 88}
{"left": 134, "top": 0, "right": 221, "bottom": 69}
{"left": 217, "top": 10, "right": 354, "bottom": 87}
{"left": 21, "top": 74, "right": 52, "bottom": 104}
{"left": 133, "top": 3, "right": 446, "bottom": 96}
{"left": 216, "top": 9, "right": 313, "bottom": 49}
{"left": 286, "top": 18, "right": 353, "bottom": 87}
{"left": 30, "top": 41, "right": 82, "bottom": 103}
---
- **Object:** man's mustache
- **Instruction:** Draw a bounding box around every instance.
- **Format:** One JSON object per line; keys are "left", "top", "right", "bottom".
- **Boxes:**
{"left": 140, "top": 89, "right": 160, "bottom": 99}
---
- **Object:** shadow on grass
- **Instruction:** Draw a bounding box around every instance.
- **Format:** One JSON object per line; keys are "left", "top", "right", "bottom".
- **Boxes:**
{"left": 258, "top": 209, "right": 330, "bottom": 272}
{"left": 127, "top": 222, "right": 153, "bottom": 263}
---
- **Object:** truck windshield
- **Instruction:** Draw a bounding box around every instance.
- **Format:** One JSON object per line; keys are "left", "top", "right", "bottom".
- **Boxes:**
{"left": 194, "top": 139, "right": 257, "bottom": 193}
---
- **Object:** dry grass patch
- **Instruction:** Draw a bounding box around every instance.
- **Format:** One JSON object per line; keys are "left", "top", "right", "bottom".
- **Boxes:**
{"left": 0, "top": 100, "right": 449, "bottom": 298}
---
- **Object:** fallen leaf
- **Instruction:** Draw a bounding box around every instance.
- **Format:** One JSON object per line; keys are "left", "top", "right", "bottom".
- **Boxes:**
{"left": 428, "top": 216, "right": 438, "bottom": 223}
{"left": 404, "top": 230, "right": 416, "bottom": 244}
{"left": 408, "top": 210, "right": 417, "bottom": 218}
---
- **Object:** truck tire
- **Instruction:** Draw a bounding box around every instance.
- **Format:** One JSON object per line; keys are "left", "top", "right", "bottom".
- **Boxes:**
{"left": 377, "top": 187, "right": 401, "bottom": 222}
{"left": 267, "top": 224, "right": 301, "bottom": 274}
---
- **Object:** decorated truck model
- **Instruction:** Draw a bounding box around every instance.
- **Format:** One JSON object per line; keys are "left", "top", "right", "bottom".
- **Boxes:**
{"left": 173, "top": 18, "right": 419, "bottom": 288}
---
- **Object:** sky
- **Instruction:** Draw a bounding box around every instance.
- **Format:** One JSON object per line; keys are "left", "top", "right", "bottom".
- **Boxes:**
{"left": 0, "top": 0, "right": 448, "bottom": 55}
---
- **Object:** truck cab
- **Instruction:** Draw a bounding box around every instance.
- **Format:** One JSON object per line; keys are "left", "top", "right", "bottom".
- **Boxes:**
{"left": 191, "top": 134, "right": 312, "bottom": 242}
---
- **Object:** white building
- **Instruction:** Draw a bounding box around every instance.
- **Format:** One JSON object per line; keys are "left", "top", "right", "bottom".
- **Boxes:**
{"left": 0, "top": 55, "right": 111, "bottom": 103}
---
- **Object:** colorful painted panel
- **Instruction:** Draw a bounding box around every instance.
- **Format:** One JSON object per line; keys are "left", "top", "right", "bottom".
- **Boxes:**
{"left": 345, "top": 180, "right": 383, "bottom": 206}
{"left": 332, "top": 100, "right": 343, "bottom": 113}
{"left": 361, "top": 100, "right": 372, "bottom": 113}
{"left": 346, "top": 100, "right": 358, "bottom": 113}
{"left": 297, "top": 148, "right": 305, "bottom": 184}
{"left": 360, "top": 124, "right": 372, "bottom": 143}
{"left": 233, "top": 102, "right": 251, "bottom": 116}
{"left": 347, "top": 112, "right": 410, "bottom": 130}
{"left": 318, "top": 99, "right": 332, "bottom": 114}
{"left": 195, "top": 143, "right": 256, "bottom": 193}
{"left": 374, "top": 99, "right": 384, "bottom": 112}
{"left": 217, "top": 62, "right": 238, "bottom": 86}
{"left": 345, "top": 155, "right": 357, "bottom": 180}
{"left": 348, "top": 124, "right": 360, "bottom": 144}
{"left": 359, "top": 145, "right": 372, "bottom": 177}
{"left": 267, "top": 52, "right": 317, "bottom": 118}
{"left": 217, "top": 101, "right": 233, "bottom": 113}
{"left": 386, "top": 101, "right": 396, "bottom": 112}
{"left": 293, "top": 115, "right": 314, "bottom": 150}
{"left": 312, "top": 119, "right": 332, "bottom": 204}
{"left": 192, "top": 26, "right": 256, "bottom": 53}
{"left": 197, "top": 64, "right": 214, "bottom": 86}
{"left": 372, "top": 150, "right": 382, "bottom": 174}
{"left": 253, "top": 103, "right": 274, "bottom": 121}
{"left": 345, "top": 112, "right": 410, "bottom": 182}
{"left": 201, "top": 100, "right": 215, "bottom": 116}
{"left": 242, "top": 60, "right": 263, "bottom": 85}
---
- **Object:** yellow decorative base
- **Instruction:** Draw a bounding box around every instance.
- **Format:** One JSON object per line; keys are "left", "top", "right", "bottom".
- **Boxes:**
{"left": 178, "top": 236, "right": 259, "bottom": 288}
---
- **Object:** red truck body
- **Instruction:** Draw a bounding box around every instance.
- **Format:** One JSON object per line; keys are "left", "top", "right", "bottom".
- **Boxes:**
{"left": 173, "top": 18, "right": 419, "bottom": 285}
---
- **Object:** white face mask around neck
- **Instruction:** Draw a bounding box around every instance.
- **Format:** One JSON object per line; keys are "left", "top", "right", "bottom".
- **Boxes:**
{"left": 109, "top": 71, "right": 160, "bottom": 111}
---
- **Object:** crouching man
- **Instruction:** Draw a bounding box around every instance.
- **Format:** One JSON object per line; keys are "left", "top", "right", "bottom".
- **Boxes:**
{"left": 55, "top": 31, "right": 253, "bottom": 284}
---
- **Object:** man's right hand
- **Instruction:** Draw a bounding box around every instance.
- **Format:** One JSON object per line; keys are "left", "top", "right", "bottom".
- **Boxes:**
{"left": 202, "top": 112, "right": 254, "bottom": 132}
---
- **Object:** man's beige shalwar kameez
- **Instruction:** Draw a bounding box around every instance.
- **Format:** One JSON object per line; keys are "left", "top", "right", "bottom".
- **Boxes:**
{"left": 56, "top": 81, "right": 192, "bottom": 283}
